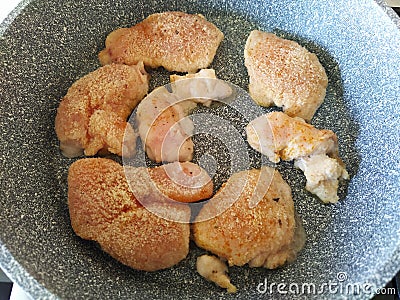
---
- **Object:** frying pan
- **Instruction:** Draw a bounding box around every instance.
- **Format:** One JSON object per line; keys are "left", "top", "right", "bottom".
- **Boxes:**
{"left": 0, "top": 0, "right": 399, "bottom": 299}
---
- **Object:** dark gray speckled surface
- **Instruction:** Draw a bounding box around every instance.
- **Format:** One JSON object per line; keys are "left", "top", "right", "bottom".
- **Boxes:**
{"left": 0, "top": 0, "right": 399, "bottom": 299}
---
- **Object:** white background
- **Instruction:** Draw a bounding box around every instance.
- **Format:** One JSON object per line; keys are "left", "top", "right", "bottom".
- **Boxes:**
{"left": 0, "top": 0, "right": 22, "bottom": 24}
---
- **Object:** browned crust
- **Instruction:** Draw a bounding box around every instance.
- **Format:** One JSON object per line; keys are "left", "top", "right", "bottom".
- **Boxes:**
{"left": 55, "top": 63, "right": 149, "bottom": 157}
{"left": 193, "top": 167, "right": 296, "bottom": 269}
{"left": 99, "top": 12, "right": 224, "bottom": 72}
{"left": 148, "top": 162, "right": 214, "bottom": 203}
{"left": 68, "top": 158, "right": 212, "bottom": 271}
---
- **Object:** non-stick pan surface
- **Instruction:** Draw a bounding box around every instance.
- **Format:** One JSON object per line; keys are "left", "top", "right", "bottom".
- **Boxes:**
{"left": 0, "top": 0, "right": 399, "bottom": 299}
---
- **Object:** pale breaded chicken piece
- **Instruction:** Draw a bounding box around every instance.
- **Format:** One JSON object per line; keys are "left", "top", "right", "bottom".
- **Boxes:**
{"left": 170, "top": 68, "right": 217, "bottom": 82}
{"left": 55, "top": 63, "right": 149, "bottom": 158}
{"left": 294, "top": 154, "right": 348, "bottom": 204}
{"left": 68, "top": 158, "right": 213, "bottom": 271}
{"left": 246, "top": 111, "right": 349, "bottom": 203}
{"left": 170, "top": 69, "right": 232, "bottom": 105}
{"left": 99, "top": 12, "right": 224, "bottom": 73}
{"left": 170, "top": 68, "right": 216, "bottom": 107}
{"left": 196, "top": 255, "right": 237, "bottom": 293}
{"left": 246, "top": 111, "right": 338, "bottom": 163}
{"left": 193, "top": 167, "right": 304, "bottom": 269}
{"left": 244, "top": 30, "right": 328, "bottom": 121}
{"left": 136, "top": 86, "right": 195, "bottom": 162}
{"left": 136, "top": 69, "right": 231, "bottom": 163}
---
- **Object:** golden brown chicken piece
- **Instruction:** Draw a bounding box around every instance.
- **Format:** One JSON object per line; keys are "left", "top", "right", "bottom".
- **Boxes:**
{"left": 193, "top": 167, "right": 304, "bottom": 269}
{"left": 99, "top": 12, "right": 224, "bottom": 73}
{"left": 246, "top": 111, "right": 348, "bottom": 203}
{"left": 55, "top": 63, "right": 149, "bottom": 158}
{"left": 244, "top": 30, "right": 328, "bottom": 121}
{"left": 126, "top": 160, "right": 214, "bottom": 204}
{"left": 68, "top": 158, "right": 213, "bottom": 271}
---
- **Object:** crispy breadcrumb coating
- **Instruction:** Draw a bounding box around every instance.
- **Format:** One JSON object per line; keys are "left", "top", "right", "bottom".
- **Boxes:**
{"left": 99, "top": 12, "right": 224, "bottom": 72}
{"left": 244, "top": 30, "right": 328, "bottom": 121}
{"left": 55, "top": 63, "right": 148, "bottom": 157}
{"left": 68, "top": 158, "right": 213, "bottom": 271}
{"left": 193, "top": 167, "right": 302, "bottom": 269}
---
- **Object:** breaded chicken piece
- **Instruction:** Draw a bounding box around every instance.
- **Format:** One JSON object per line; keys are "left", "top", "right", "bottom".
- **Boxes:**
{"left": 170, "top": 68, "right": 217, "bottom": 82}
{"left": 193, "top": 167, "right": 303, "bottom": 269}
{"left": 170, "top": 69, "right": 232, "bottom": 105}
{"left": 99, "top": 12, "right": 224, "bottom": 73}
{"left": 136, "top": 69, "right": 231, "bottom": 162}
{"left": 68, "top": 158, "right": 213, "bottom": 271}
{"left": 126, "top": 161, "right": 214, "bottom": 204}
{"left": 246, "top": 111, "right": 338, "bottom": 163}
{"left": 196, "top": 255, "right": 237, "bottom": 293}
{"left": 244, "top": 30, "right": 328, "bottom": 121}
{"left": 246, "top": 111, "right": 348, "bottom": 203}
{"left": 55, "top": 63, "right": 149, "bottom": 158}
{"left": 136, "top": 86, "right": 195, "bottom": 162}
{"left": 170, "top": 69, "right": 216, "bottom": 107}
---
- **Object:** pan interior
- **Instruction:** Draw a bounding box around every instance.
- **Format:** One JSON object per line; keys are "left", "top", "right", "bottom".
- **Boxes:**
{"left": 0, "top": 0, "right": 399, "bottom": 299}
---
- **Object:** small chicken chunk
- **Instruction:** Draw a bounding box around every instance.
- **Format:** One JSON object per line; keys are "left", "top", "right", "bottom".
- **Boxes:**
{"left": 196, "top": 255, "right": 237, "bottom": 293}
{"left": 244, "top": 30, "right": 328, "bottom": 121}
{"left": 55, "top": 63, "right": 149, "bottom": 157}
{"left": 246, "top": 111, "right": 348, "bottom": 203}
{"left": 99, "top": 12, "right": 224, "bottom": 73}
{"left": 193, "top": 167, "right": 303, "bottom": 269}
{"left": 136, "top": 70, "right": 232, "bottom": 163}
{"left": 68, "top": 158, "right": 213, "bottom": 271}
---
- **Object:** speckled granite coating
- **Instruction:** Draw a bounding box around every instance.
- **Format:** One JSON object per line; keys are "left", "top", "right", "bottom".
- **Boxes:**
{"left": 0, "top": 0, "right": 399, "bottom": 299}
